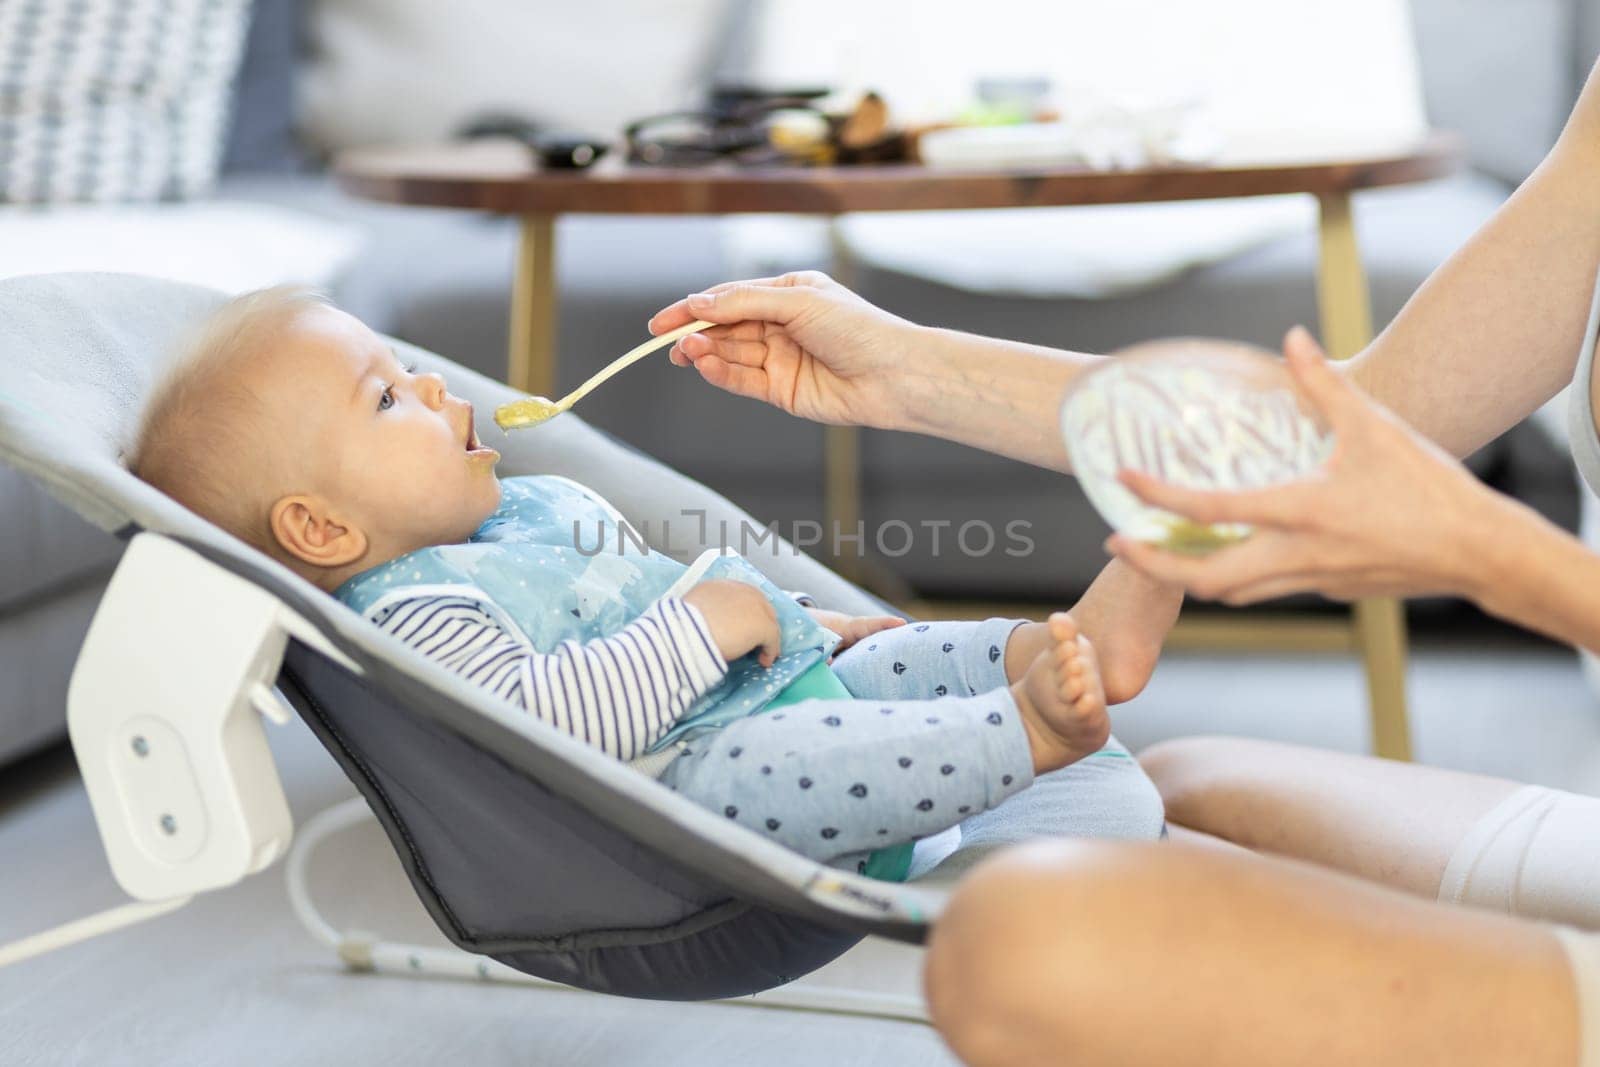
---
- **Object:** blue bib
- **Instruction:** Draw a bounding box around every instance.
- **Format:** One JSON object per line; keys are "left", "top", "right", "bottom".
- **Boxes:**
{"left": 334, "top": 476, "right": 840, "bottom": 751}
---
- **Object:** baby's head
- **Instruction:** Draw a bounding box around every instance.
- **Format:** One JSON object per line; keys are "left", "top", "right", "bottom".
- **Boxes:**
{"left": 131, "top": 286, "right": 503, "bottom": 590}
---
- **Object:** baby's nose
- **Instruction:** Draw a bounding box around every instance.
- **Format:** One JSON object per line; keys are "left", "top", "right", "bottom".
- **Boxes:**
{"left": 418, "top": 372, "right": 448, "bottom": 407}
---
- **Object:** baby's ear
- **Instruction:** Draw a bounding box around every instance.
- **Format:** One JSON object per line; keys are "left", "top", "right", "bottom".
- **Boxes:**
{"left": 269, "top": 494, "right": 368, "bottom": 570}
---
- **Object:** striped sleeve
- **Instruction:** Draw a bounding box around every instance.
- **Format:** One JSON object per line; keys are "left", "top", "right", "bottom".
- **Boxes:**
{"left": 370, "top": 592, "right": 727, "bottom": 761}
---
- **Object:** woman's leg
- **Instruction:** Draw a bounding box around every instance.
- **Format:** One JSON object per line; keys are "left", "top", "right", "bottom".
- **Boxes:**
{"left": 1165, "top": 822, "right": 1257, "bottom": 856}
{"left": 1143, "top": 736, "right": 1600, "bottom": 934}
{"left": 1140, "top": 735, "right": 1521, "bottom": 897}
{"left": 925, "top": 839, "right": 1582, "bottom": 1067}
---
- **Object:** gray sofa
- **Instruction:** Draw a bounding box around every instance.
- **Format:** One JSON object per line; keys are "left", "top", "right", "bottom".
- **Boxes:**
{"left": 1, "top": 0, "right": 1595, "bottom": 768}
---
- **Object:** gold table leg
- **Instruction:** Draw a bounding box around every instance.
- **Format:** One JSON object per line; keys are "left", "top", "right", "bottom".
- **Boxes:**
{"left": 1317, "top": 192, "right": 1414, "bottom": 762}
{"left": 825, "top": 216, "right": 866, "bottom": 582}
{"left": 825, "top": 423, "right": 864, "bottom": 582}
{"left": 508, "top": 214, "right": 558, "bottom": 395}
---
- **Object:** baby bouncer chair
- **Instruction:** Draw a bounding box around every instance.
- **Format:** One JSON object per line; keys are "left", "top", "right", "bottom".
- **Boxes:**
{"left": 0, "top": 272, "right": 1125, "bottom": 1019}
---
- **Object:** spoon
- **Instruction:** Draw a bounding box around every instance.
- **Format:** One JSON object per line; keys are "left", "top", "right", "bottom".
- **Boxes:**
{"left": 494, "top": 319, "right": 716, "bottom": 430}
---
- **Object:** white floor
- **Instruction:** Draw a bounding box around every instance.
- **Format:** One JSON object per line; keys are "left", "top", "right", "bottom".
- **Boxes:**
{"left": 2, "top": 624, "right": 1595, "bottom": 1066}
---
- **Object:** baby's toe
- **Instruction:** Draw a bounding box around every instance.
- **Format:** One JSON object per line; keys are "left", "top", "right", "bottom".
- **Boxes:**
{"left": 1054, "top": 630, "right": 1081, "bottom": 669}
{"left": 1075, "top": 689, "right": 1105, "bottom": 719}
{"left": 1072, "top": 647, "right": 1104, "bottom": 710}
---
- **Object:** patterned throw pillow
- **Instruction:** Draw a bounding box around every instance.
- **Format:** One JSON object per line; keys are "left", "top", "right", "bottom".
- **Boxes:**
{"left": 0, "top": 0, "right": 251, "bottom": 204}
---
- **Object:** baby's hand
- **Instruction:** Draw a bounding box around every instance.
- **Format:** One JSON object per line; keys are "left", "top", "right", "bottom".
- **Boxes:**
{"left": 805, "top": 608, "right": 906, "bottom": 654}
{"left": 682, "top": 580, "right": 781, "bottom": 667}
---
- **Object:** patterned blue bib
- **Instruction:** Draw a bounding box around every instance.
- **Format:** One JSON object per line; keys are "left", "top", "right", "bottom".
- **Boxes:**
{"left": 334, "top": 476, "right": 839, "bottom": 751}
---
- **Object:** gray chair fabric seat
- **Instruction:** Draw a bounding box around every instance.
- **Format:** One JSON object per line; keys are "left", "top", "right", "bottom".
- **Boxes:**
{"left": 0, "top": 270, "right": 903, "bottom": 998}
{"left": 0, "top": 271, "right": 1162, "bottom": 999}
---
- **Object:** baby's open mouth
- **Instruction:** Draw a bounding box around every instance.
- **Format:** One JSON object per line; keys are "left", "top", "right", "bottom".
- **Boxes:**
{"left": 462, "top": 403, "right": 490, "bottom": 452}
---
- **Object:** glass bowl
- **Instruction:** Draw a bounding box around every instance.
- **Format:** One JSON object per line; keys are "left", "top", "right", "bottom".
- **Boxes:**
{"left": 1059, "top": 346, "right": 1334, "bottom": 554}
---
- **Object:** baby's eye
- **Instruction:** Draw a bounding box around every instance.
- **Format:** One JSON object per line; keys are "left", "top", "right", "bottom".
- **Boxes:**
{"left": 378, "top": 384, "right": 396, "bottom": 412}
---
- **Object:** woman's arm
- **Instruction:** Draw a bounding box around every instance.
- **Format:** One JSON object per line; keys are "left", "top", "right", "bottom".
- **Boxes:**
{"left": 1108, "top": 328, "right": 1600, "bottom": 643}
{"left": 890, "top": 326, "right": 1094, "bottom": 470}
{"left": 648, "top": 272, "right": 1103, "bottom": 472}
{"left": 1470, "top": 488, "right": 1600, "bottom": 654}
{"left": 892, "top": 334, "right": 1279, "bottom": 471}
{"left": 1343, "top": 58, "right": 1600, "bottom": 458}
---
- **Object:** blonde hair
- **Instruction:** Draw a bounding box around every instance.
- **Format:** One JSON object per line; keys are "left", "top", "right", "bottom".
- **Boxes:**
{"left": 130, "top": 285, "right": 330, "bottom": 555}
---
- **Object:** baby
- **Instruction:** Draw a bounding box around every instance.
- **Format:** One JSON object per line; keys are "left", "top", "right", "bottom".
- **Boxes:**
{"left": 131, "top": 287, "right": 1182, "bottom": 879}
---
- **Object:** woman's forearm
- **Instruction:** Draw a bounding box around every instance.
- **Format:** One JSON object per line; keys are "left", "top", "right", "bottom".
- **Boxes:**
{"left": 1467, "top": 488, "right": 1600, "bottom": 654}
{"left": 886, "top": 325, "right": 1106, "bottom": 472}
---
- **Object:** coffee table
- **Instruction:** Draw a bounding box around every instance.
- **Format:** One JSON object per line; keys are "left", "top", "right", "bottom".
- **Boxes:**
{"left": 337, "top": 135, "right": 1463, "bottom": 761}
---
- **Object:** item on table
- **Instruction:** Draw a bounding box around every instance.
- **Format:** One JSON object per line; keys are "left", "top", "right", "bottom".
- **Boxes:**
{"left": 624, "top": 86, "right": 829, "bottom": 167}
{"left": 832, "top": 92, "right": 907, "bottom": 164}
{"left": 1059, "top": 347, "right": 1334, "bottom": 554}
{"left": 529, "top": 133, "right": 610, "bottom": 169}
{"left": 961, "top": 75, "right": 1057, "bottom": 127}
{"left": 454, "top": 114, "right": 610, "bottom": 169}
{"left": 624, "top": 87, "right": 907, "bottom": 167}
{"left": 918, "top": 85, "right": 1218, "bottom": 171}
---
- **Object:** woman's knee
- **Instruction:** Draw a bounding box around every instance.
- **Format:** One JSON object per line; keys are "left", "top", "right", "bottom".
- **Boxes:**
{"left": 1139, "top": 735, "right": 1294, "bottom": 823}
{"left": 924, "top": 840, "right": 1179, "bottom": 1065}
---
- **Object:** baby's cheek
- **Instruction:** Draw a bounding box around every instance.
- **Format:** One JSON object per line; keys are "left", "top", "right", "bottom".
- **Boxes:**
{"left": 438, "top": 471, "right": 499, "bottom": 541}
{"left": 472, "top": 477, "right": 502, "bottom": 525}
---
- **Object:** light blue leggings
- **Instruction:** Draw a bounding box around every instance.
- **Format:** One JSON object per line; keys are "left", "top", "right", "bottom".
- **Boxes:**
{"left": 658, "top": 617, "right": 1165, "bottom": 874}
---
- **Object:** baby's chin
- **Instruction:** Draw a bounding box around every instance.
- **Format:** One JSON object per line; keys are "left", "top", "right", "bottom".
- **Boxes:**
{"left": 393, "top": 496, "right": 498, "bottom": 552}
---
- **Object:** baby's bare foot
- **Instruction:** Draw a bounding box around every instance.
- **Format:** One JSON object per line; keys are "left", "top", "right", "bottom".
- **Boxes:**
{"left": 1009, "top": 613, "right": 1110, "bottom": 776}
{"left": 1000, "top": 565, "right": 1180, "bottom": 706}
{"left": 1068, "top": 560, "right": 1183, "bottom": 704}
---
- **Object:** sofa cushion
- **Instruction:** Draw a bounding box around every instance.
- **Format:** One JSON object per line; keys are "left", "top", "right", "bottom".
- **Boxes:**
{"left": 298, "top": 0, "right": 733, "bottom": 153}
{"left": 0, "top": 581, "right": 107, "bottom": 766}
{"left": 0, "top": 201, "right": 362, "bottom": 292}
{"left": 0, "top": 465, "right": 120, "bottom": 616}
{"left": 831, "top": 196, "right": 1314, "bottom": 299}
{"left": 1584, "top": 0, "right": 1600, "bottom": 85}
{"left": 1409, "top": 0, "right": 1578, "bottom": 186}
{"left": 222, "top": 0, "right": 305, "bottom": 175}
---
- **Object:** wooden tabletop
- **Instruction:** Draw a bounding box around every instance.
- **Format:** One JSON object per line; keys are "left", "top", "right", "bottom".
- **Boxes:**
{"left": 335, "top": 133, "right": 1463, "bottom": 216}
